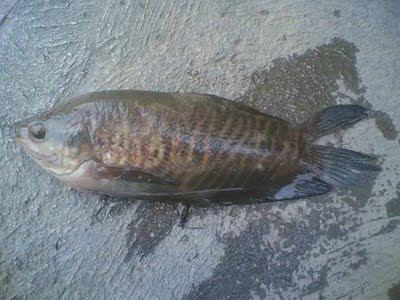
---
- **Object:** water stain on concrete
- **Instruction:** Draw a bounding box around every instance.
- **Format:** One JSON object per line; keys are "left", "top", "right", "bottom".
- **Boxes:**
{"left": 124, "top": 201, "right": 178, "bottom": 261}
{"left": 349, "top": 249, "right": 368, "bottom": 270}
{"left": 90, "top": 195, "right": 137, "bottom": 224}
{"left": 355, "top": 97, "right": 398, "bottom": 140}
{"left": 337, "top": 179, "right": 379, "bottom": 211}
{"left": 388, "top": 281, "right": 400, "bottom": 300}
{"left": 237, "top": 37, "right": 359, "bottom": 123}
{"left": 302, "top": 264, "right": 330, "bottom": 297}
{"left": 385, "top": 183, "right": 400, "bottom": 218}
{"left": 2, "top": 271, "right": 12, "bottom": 285}
{"left": 372, "top": 219, "right": 400, "bottom": 237}
{"left": 89, "top": 196, "right": 181, "bottom": 260}
{"left": 184, "top": 202, "right": 359, "bottom": 299}
{"left": 372, "top": 111, "right": 398, "bottom": 140}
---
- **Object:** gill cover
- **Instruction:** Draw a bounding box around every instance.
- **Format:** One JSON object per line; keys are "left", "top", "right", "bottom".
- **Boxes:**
{"left": 15, "top": 109, "right": 93, "bottom": 175}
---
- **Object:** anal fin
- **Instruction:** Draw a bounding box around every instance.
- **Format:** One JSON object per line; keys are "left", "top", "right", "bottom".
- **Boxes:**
{"left": 271, "top": 173, "right": 332, "bottom": 201}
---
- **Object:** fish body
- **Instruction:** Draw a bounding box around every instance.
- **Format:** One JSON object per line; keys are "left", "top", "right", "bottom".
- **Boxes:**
{"left": 15, "top": 90, "right": 379, "bottom": 204}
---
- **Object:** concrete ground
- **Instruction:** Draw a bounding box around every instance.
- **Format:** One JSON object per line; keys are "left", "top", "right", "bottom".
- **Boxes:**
{"left": 1, "top": 0, "right": 399, "bottom": 299}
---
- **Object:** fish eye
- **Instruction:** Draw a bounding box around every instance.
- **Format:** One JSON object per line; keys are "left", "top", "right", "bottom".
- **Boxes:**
{"left": 28, "top": 122, "right": 47, "bottom": 142}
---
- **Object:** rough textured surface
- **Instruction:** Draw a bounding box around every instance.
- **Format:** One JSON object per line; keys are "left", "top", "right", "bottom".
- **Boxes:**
{"left": 1, "top": 0, "right": 399, "bottom": 299}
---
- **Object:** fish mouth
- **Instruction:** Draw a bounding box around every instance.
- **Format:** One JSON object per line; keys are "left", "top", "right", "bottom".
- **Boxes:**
{"left": 14, "top": 122, "right": 33, "bottom": 153}
{"left": 14, "top": 120, "right": 28, "bottom": 142}
{"left": 14, "top": 126, "right": 28, "bottom": 150}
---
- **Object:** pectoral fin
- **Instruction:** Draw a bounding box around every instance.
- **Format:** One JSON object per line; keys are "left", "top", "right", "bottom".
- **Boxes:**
{"left": 93, "top": 165, "right": 176, "bottom": 185}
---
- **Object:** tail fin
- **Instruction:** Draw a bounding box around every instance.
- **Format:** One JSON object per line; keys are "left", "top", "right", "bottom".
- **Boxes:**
{"left": 305, "top": 145, "right": 380, "bottom": 186}
{"left": 303, "top": 104, "right": 380, "bottom": 187}
{"left": 305, "top": 105, "right": 368, "bottom": 139}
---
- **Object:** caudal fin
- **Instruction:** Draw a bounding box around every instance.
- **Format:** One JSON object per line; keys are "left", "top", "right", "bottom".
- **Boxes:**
{"left": 305, "top": 105, "right": 368, "bottom": 139}
{"left": 305, "top": 145, "right": 380, "bottom": 186}
{"left": 302, "top": 104, "right": 380, "bottom": 187}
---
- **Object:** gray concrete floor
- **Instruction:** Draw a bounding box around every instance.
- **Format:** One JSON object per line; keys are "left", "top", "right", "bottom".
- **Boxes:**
{"left": 1, "top": 0, "right": 400, "bottom": 299}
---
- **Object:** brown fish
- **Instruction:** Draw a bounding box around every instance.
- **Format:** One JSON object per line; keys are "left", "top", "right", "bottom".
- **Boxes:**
{"left": 15, "top": 90, "right": 379, "bottom": 204}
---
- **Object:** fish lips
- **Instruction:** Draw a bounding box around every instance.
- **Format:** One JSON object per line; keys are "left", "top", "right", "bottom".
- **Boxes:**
{"left": 14, "top": 120, "right": 29, "bottom": 145}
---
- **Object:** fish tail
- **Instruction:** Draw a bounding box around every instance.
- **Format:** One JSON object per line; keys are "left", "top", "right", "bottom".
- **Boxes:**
{"left": 305, "top": 145, "right": 380, "bottom": 186}
{"left": 304, "top": 104, "right": 368, "bottom": 140}
{"left": 302, "top": 104, "right": 380, "bottom": 186}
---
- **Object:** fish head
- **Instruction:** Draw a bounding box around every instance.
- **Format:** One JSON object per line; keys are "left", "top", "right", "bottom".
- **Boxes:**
{"left": 15, "top": 109, "right": 93, "bottom": 176}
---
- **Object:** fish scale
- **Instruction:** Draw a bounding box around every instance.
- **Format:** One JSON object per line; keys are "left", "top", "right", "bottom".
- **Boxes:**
{"left": 90, "top": 93, "right": 303, "bottom": 191}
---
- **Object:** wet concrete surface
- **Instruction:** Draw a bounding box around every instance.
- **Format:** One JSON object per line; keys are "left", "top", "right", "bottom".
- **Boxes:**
{"left": 1, "top": 0, "right": 400, "bottom": 299}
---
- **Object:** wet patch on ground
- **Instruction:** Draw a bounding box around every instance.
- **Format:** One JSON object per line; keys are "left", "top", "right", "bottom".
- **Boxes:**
{"left": 90, "top": 195, "right": 138, "bottom": 224}
{"left": 184, "top": 199, "right": 372, "bottom": 299}
{"left": 372, "top": 111, "right": 398, "bottom": 140}
{"left": 186, "top": 38, "right": 377, "bottom": 299}
{"left": 349, "top": 249, "right": 368, "bottom": 270}
{"left": 385, "top": 183, "right": 400, "bottom": 218}
{"left": 90, "top": 196, "right": 182, "bottom": 260}
{"left": 388, "top": 280, "right": 400, "bottom": 300}
{"left": 124, "top": 201, "right": 179, "bottom": 260}
{"left": 237, "top": 37, "right": 360, "bottom": 124}
{"left": 355, "top": 97, "right": 398, "bottom": 140}
{"left": 371, "top": 219, "right": 400, "bottom": 237}
{"left": 336, "top": 180, "right": 379, "bottom": 211}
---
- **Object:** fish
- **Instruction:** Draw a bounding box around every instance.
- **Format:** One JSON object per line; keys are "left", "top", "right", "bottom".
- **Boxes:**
{"left": 15, "top": 90, "right": 380, "bottom": 205}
